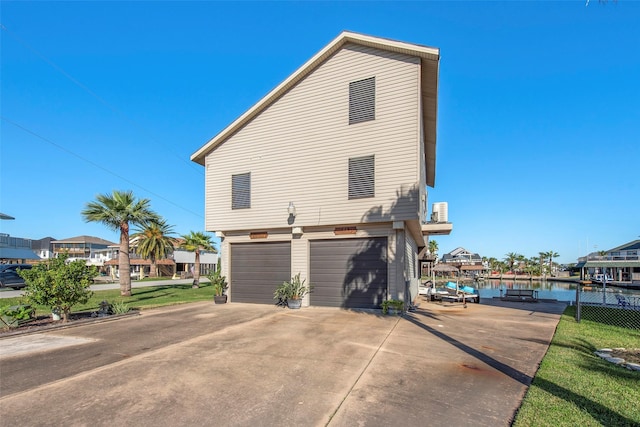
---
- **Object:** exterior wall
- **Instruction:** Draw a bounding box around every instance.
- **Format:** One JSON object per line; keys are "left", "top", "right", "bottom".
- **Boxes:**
{"left": 405, "top": 231, "right": 419, "bottom": 302}
{"left": 204, "top": 44, "right": 422, "bottom": 233}
{"left": 290, "top": 236, "right": 309, "bottom": 303}
{"left": 220, "top": 224, "right": 397, "bottom": 306}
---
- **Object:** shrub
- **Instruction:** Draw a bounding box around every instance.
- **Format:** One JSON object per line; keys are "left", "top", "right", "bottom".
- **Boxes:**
{"left": 381, "top": 299, "right": 404, "bottom": 314}
{"left": 20, "top": 254, "right": 97, "bottom": 322}
{"left": 110, "top": 300, "right": 130, "bottom": 314}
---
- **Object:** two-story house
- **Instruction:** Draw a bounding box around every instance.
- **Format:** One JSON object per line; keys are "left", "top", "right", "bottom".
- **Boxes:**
{"left": 191, "top": 31, "right": 451, "bottom": 308}
{"left": 51, "top": 236, "right": 117, "bottom": 266}
{"left": 441, "top": 247, "right": 486, "bottom": 277}
{"left": 577, "top": 239, "right": 640, "bottom": 283}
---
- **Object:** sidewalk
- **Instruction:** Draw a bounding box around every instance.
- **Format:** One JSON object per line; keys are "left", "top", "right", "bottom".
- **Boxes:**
{"left": 0, "top": 299, "right": 565, "bottom": 426}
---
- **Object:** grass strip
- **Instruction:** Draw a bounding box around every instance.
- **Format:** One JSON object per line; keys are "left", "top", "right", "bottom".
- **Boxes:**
{"left": 1, "top": 282, "right": 216, "bottom": 316}
{"left": 513, "top": 306, "right": 640, "bottom": 426}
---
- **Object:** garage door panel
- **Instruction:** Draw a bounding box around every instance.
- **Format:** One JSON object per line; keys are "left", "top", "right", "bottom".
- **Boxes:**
{"left": 310, "top": 238, "right": 387, "bottom": 309}
{"left": 231, "top": 242, "right": 291, "bottom": 304}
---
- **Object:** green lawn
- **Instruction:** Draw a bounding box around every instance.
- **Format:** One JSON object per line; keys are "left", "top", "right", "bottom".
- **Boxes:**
{"left": 514, "top": 306, "right": 640, "bottom": 426}
{"left": 1, "top": 282, "right": 216, "bottom": 316}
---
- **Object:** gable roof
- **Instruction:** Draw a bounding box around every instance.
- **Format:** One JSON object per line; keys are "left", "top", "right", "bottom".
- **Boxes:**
{"left": 191, "top": 31, "right": 440, "bottom": 186}
{"left": 52, "top": 235, "right": 117, "bottom": 246}
{"left": 608, "top": 239, "right": 640, "bottom": 252}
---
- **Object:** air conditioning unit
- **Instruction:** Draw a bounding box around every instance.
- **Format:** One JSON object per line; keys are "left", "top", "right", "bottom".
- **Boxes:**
{"left": 432, "top": 202, "right": 448, "bottom": 223}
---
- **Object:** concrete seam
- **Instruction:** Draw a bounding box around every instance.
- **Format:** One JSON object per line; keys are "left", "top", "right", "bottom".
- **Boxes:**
{"left": 325, "top": 314, "right": 402, "bottom": 426}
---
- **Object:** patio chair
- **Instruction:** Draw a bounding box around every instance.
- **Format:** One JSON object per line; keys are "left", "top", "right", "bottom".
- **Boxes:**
{"left": 615, "top": 294, "right": 628, "bottom": 308}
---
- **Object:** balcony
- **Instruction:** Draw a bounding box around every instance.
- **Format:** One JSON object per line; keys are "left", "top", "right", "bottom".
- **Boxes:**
{"left": 421, "top": 222, "right": 453, "bottom": 236}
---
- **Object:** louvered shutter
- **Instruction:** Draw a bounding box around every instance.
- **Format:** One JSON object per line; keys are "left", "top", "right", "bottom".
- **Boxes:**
{"left": 232, "top": 172, "right": 251, "bottom": 209}
{"left": 348, "top": 155, "right": 375, "bottom": 199}
{"left": 349, "top": 77, "right": 375, "bottom": 124}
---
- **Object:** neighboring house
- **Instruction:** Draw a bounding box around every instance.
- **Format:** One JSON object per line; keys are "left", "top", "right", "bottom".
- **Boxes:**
{"left": 577, "top": 240, "right": 640, "bottom": 283}
{"left": 105, "top": 239, "right": 218, "bottom": 279}
{"left": 172, "top": 245, "right": 218, "bottom": 278}
{"left": 51, "top": 236, "right": 117, "bottom": 266}
{"left": 440, "top": 247, "right": 485, "bottom": 276}
{"left": 0, "top": 233, "right": 40, "bottom": 263}
{"left": 31, "top": 236, "right": 57, "bottom": 260}
{"left": 191, "top": 31, "right": 451, "bottom": 308}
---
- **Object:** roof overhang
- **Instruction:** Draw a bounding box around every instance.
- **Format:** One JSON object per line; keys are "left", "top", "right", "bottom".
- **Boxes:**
{"left": 191, "top": 31, "right": 440, "bottom": 181}
{"left": 584, "top": 261, "right": 640, "bottom": 268}
{"left": 421, "top": 222, "right": 453, "bottom": 236}
{"left": 0, "top": 247, "right": 40, "bottom": 260}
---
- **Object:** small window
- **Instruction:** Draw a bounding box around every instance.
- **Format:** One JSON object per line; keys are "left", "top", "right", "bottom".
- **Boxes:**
{"left": 349, "top": 155, "right": 375, "bottom": 199}
{"left": 349, "top": 77, "right": 375, "bottom": 124}
{"left": 232, "top": 172, "right": 251, "bottom": 209}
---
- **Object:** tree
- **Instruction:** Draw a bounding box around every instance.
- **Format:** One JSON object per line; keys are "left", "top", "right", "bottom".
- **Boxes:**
{"left": 538, "top": 251, "right": 548, "bottom": 277}
{"left": 132, "top": 219, "right": 175, "bottom": 278}
{"left": 547, "top": 251, "right": 560, "bottom": 275}
{"left": 428, "top": 239, "right": 438, "bottom": 256}
{"left": 180, "top": 231, "right": 217, "bottom": 288}
{"left": 20, "top": 254, "right": 97, "bottom": 322}
{"left": 82, "top": 190, "right": 159, "bottom": 296}
{"left": 504, "top": 252, "right": 520, "bottom": 273}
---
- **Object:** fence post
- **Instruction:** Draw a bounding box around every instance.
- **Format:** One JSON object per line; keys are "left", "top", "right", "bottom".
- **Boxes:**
{"left": 575, "top": 283, "right": 581, "bottom": 323}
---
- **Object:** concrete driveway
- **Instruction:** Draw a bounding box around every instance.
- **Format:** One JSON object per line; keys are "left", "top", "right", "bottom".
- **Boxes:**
{"left": 0, "top": 298, "right": 565, "bottom": 426}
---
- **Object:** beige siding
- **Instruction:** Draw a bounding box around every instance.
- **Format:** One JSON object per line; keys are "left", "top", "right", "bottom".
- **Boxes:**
{"left": 205, "top": 44, "right": 421, "bottom": 233}
{"left": 406, "top": 231, "right": 419, "bottom": 302}
{"left": 290, "top": 237, "right": 309, "bottom": 305}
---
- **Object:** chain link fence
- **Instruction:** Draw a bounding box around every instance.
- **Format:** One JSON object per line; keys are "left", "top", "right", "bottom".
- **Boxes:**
{"left": 575, "top": 285, "right": 640, "bottom": 330}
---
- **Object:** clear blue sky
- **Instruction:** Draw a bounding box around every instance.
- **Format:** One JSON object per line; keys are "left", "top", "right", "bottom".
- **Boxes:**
{"left": 1, "top": 1, "right": 638, "bottom": 264}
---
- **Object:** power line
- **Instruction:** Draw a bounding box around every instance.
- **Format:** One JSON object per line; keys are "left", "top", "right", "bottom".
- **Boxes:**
{"left": 1, "top": 116, "right": 204, "bottom": 219}
{"left": 0, "top": 23, "right": 204, "bottom": 175}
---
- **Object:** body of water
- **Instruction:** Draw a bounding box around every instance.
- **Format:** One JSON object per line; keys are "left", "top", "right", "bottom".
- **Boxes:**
{"left": 469, "top": 279, "right": 639, "bottom": 303}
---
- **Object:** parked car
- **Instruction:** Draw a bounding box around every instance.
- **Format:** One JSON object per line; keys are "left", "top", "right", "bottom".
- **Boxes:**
{"left": 0, "top": 264, "right": 32, "bottom": 290}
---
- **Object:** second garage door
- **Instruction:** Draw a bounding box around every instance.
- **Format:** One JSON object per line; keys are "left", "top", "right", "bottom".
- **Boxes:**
{"left": 230, "top": 242, "right": 291, "bottom": 304}
{"left": 310, "top": 238, "right": 388, "bottom": 308}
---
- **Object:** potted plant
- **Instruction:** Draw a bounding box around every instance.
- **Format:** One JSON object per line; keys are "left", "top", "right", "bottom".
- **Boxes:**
{"left": 381, "top": 299, "right": 404, "bottom": 315}
{"left": 207, "top": 270, "right": 228, "bottom": 304}
{"left": 273, "top": 273, "right": 311, "bottom": 309}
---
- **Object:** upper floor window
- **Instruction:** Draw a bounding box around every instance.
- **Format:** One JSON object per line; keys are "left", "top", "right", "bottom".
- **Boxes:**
{"left": 232, "top": 172, "right": 251, "bottom": 209}
{"left": 349, "top": 77, "right": 375, "bottom": 124}
{"left": 348, "top": 155, "right": 375, "bottom": 199}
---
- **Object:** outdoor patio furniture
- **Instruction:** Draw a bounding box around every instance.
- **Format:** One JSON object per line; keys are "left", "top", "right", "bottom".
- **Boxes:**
{"left": 615, "top": 294, "right": 629, "bottom": 308}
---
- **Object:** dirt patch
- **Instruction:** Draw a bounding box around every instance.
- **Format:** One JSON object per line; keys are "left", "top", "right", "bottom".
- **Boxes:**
{"left": 0, "top": 311, "right": 137, "bottom": 337}
{"left": 610, "top": 348, "right": 640, "bottom": 365}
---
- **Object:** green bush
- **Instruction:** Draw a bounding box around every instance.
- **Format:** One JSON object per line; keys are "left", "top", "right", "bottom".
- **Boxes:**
{"left": 110, "top": 300, "right": 130, "bottom": 314}
{"left": 0, "top": 305, "right": 35, "bottom": 329}
{"left": 381, "top": 299, "right": 404, "bottom": 314}
{"left": 20, "top": 254, "right": 97, "bottom": 322}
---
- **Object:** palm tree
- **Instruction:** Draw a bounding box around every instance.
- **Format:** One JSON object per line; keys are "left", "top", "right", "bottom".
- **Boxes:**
{"left": 82, "top": 190, "right": 159, "bottom": 296}
{"left": 547, "top": 251, "right": 560, "bottom": 275}
{"left": 180, "top": 231, "right": 217, "bottom": 288}
{"left": 504, "top": 252, "right": 520, "bottom": 273}
{"left": 428, "top": 239, "right": 438, "bottom": 257}
{"left": 132, "top": 219, "right": 175, "bottom": 278}
{"left": 515, "top": 254, "right": 526, "bottom": 274}
{"left": 538, "top": 251, "right": 548, "bottom": 277}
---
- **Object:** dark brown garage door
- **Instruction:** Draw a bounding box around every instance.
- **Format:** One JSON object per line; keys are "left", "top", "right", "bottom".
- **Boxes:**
{"left": 230, "top": 242, "right": 291, "bottom": 304}
{"left": 310, "top": 238, "right": 387, "bottom": 308}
